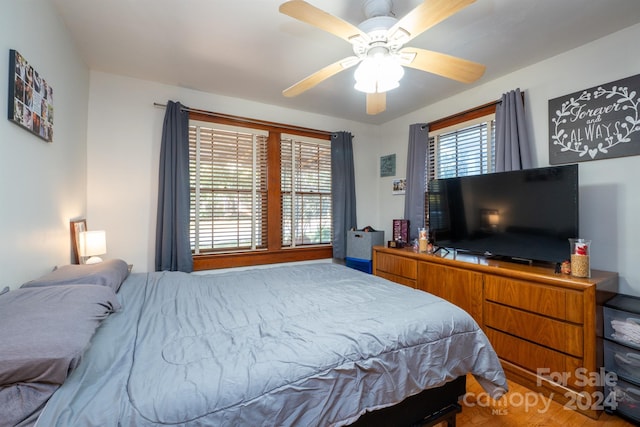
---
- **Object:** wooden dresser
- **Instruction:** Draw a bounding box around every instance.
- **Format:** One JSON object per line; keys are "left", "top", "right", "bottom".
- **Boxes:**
{"left": 373, "top": 245, "right": 618, "bottom": 419}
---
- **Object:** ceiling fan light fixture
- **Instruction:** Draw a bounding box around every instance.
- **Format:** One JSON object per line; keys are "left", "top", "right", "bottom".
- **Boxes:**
{"left": 354, "top": 79, "right": 376, "bottom": 93}
{"left": 278, "top": 0, "right": 484, "bottom": 114}
{"left": 354, "top": 54, "right": 404, "bottom": 94}
{"left": 376, "top": 75, "right": 400, "bottom": 92}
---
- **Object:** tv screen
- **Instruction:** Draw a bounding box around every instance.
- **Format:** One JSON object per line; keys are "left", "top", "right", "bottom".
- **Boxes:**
{"left": 428, "top": 164, "right": 579, "bottom": 264}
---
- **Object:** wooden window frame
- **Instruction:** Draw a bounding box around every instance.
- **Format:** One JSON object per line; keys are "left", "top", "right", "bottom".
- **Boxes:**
{"left": 428, "top": 92, "right": 524, "bottom": 133}
{"left": 189, "top": 112, "right": 333, "bottom": 271}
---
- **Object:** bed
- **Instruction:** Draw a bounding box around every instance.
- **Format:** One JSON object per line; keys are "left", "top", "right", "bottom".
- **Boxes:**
{"left": 2, "top": 260, "right": 507, "bottom": 426}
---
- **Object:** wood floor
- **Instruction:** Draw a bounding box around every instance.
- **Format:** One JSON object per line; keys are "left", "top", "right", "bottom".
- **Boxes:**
{"left": 448, "top": 374, "right": 636, "bottom": 427}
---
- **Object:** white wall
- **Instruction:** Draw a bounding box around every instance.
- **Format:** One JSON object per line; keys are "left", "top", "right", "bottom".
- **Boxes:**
{"left": 0, "top": 0, "right": 89, "bottom": 289}
{"left": 373, "top": 23, "right": 640, "bottom": 295}
{"left": 86, "top": 73, "right": 379, "bottom": 272}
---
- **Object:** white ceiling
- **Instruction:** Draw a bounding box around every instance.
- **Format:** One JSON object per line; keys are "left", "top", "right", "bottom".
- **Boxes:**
{"left": 51, "top": 0, "right": 640, "bottom": 125}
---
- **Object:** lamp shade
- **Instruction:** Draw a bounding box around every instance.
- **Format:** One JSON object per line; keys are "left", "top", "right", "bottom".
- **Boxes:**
{"left": 79, "top": 230, "right": 107, "bottom": 263}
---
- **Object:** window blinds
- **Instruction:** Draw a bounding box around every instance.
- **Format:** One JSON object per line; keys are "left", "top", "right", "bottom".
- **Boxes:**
{"left": 281, "top": 135, "right": 332, "bottom": 247}
{"left": 189, "top": 123, "right": 268, "bottom": 253}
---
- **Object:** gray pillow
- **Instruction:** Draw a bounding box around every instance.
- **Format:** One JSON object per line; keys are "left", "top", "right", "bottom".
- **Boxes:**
{"left": 0, "top": 285, "right": 120, "bottom": 425}
{"left": 0, "top": 284, "right": 121, "bottom": 386}
{"left": 21, "top": 258, "right": 129, "bottom": 292}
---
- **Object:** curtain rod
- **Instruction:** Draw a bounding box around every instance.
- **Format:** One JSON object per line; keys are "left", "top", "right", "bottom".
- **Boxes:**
{"left": 428, "top": 91, "right": 525, "bottom": 132}
{"left": 153, "top": 102, "right": 333, "bottom": 137}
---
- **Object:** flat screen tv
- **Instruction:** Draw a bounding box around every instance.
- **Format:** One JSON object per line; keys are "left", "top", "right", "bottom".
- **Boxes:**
{"left": 428, "top": 164, "right": 579, "bottom": 265}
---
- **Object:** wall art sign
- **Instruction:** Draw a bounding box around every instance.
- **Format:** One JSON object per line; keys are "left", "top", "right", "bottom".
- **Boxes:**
{"left": 549, "top": 73, "right": 640, "bottom": 164}
{"left": 7, "top": 49, "right": 54, "bottom": 142}
{"left": 380, "top": 153, "right": 396, "bottom": 177}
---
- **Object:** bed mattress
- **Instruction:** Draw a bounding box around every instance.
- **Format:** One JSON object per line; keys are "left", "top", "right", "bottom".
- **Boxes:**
{"left": 35, "top": 263, "right": 506, "bottom": 426}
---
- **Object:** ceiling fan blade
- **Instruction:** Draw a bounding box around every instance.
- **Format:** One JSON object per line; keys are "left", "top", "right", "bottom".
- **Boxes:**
{"left": 283, "top": 56, "right": 360, "bottom": 97}
{"left": 279, "top": 1, "right": 369, "bottom": 44}
{"left": 388, "top": 0, "right": 475, "bottom": 44}
{"left": 366, "top": 92, "right": 386, "bottom": 115}
{"left": 400, "top": 47, "right": 485, "bottom": 83}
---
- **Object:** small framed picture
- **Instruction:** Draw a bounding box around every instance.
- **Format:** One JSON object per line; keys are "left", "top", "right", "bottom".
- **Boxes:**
{"left": 70, "top": 219, "right": 87, "bottom": 264}
{"left": 393, "top": 179, "right": 406, "bottom": 195}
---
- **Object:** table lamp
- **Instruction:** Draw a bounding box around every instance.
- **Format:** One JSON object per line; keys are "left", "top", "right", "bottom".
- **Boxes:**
{"left": 79, "top": 230, "right": 107, "bottom": 264}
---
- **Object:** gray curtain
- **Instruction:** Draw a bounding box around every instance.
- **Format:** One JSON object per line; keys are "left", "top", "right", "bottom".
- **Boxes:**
{"left": 155, "top": 101, "right": 193, "bottom": 272}
{"left": 495, "top": 88, "right": 533, "bottom": 172}
{"left": 403, "top": 123, "right": 429, "bottom": 241}
{"left": 331, "top": 131, "right": 357, "bottom": 259}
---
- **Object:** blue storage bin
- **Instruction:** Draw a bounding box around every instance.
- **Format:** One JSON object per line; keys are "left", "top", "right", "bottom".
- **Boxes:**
{"left": 346, "top": 257, "right": 373, "bottom": 274}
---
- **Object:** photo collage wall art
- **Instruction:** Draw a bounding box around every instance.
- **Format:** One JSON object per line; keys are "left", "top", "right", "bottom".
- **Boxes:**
{"left": 8, "top": 49, "right": 54, "bottom": 142}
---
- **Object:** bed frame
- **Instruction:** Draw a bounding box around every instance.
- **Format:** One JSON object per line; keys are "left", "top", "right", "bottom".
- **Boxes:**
{"left": 348, "top": 375, "right": 466, "bottom": 427}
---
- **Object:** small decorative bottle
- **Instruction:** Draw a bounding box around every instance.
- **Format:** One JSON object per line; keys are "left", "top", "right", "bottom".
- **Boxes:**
{"left": 569, "top": 238, "right": 591, "bottom": 278}
{"left": 418, "top": 228, "right": 428, "bottom": 253}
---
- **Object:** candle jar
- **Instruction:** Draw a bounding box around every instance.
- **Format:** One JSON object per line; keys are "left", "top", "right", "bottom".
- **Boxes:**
{"left": 569, "top": 238, "right": 591, "bottom": 278}
{"left": 418, "top": 227, "right": 428, "bottom": 253}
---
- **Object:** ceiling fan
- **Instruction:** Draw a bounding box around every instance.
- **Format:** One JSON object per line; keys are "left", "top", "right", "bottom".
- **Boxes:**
{"left": 279, "top": 0, "right": 486, "bottom": 115}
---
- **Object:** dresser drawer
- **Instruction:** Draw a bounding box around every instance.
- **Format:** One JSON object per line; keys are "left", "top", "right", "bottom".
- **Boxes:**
{"left": 486, "top": 328, "right": 584, "bottom": 390}
{"left": 375, "top": 252, "right": 417, "bottom": 280}
{"left": 484, "top": 301, "right": 583, "bottom": 357}
{"left": 375, "top": 270, "right": 416, "bottom": 288}
{"left": 484, "top": 275, "right": 583, "bottom": 323}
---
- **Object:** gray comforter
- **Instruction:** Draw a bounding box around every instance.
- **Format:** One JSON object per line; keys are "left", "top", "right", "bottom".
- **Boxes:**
{"left": 35, "top": 263, "right": 506, "bottom": 426}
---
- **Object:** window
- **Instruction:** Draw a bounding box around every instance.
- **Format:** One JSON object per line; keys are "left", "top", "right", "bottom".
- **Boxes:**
{"left": 280, "top": 135, "right": 332, "bottom": 247}
{"left": 428, "top": 115, "right": 496, "bottom": 182}
{"left": 189, "top": 122, "right": 268, "bottom": 254}
{"left": 425, "top": 100, "right": 503, "bottom": 228}
{"left": 187, "top": 112, "right": 333, "bottom": 270}
{"left": 426, "top": 117, "right": 496, "bottom": 231}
